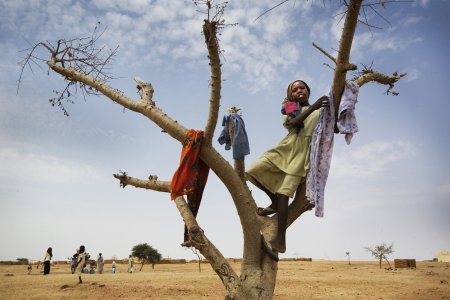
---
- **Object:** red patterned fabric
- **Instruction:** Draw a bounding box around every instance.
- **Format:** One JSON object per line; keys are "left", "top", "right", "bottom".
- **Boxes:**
{"left": 170, "top": 130, "right": 210, "bottom": 242}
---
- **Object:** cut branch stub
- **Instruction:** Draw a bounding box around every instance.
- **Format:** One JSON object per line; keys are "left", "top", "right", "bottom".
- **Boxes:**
{"left": 112, "top": 173, "right": 170, "bottom": 192}
{"left": 134, "top": 76, "right": 155, "bottom": 105}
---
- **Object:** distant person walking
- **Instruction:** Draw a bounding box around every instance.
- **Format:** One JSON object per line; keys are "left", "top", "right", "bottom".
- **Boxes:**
{"left": 75, "top": 245, "right": 86, "bottom": 284}
{"left": 127, "top": 255, "right": 134, "bottom": 273}
{"left": 97, "top": 253, "right": 104, "bottom": 274}
{"left": 111, "top": 261, "right": 116, "bottom": 273}
{"left": 27, "top": 264, "right": 32, "bottom": 275}
{"left": 43, "top": 247, "right": 52, "bottom": 275}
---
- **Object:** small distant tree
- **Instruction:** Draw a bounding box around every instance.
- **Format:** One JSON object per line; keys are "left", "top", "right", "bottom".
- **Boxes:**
{"left": 365, "top": 243, "right": 394, "bottom": 269}
{"left": 16, "top": 258, "right": 29, "bottom": 265}
{"left": 131, "top": 243, "right": 162, "bottom": 270}
{"left": 345, "top": 252, "right": 351, "bottom": 265}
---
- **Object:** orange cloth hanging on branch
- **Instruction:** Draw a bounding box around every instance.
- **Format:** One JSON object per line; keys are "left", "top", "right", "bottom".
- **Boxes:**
{"left": 170, "top": 130, "right": 210, "bottom": 243}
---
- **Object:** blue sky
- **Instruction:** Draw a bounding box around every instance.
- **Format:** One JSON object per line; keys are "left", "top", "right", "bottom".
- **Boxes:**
{"left": 0, "top": 0, "right": 449, "bottom": 262}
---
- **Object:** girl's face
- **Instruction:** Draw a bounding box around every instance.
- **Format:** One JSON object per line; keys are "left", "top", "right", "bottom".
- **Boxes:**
{"left": 291, "top": 81, "right": 309, "bottom": 103}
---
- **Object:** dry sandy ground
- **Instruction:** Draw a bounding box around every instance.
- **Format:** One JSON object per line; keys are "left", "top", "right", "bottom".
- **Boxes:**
{"left": 0, "top": 260, "right": 449, "bottom": 299}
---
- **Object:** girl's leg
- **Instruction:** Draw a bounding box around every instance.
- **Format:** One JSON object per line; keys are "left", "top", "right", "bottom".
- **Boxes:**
{"left": 271, "top": 194, "right": 289, "bottom": 253}
{"left": 249, "top": 175, "right": 278, "bottom": 214}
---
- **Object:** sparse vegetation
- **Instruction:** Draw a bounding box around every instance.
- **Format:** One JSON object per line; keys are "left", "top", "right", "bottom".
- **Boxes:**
{"left": 16, "top": 258, "right": 29, "bottom": 265}
{"left": 365, "top": 243, "right": 394, "bottom": 269}
{"left": 131, "top": 243, "right": 162, "bottom": 270}
{"left": 1, "top": 260, "right": 449, "bottom": 299}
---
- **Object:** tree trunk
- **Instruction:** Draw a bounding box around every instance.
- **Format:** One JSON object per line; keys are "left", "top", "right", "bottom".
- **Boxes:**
{"left": 330, "top": 0, "right": 362, "bottom": 117}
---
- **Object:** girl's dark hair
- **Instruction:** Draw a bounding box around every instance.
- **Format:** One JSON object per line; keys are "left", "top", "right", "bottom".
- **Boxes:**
{"left": 79, "top": 245, "right": 85, "bottom": 253}
{"left": 47, "top": 247, "right": 53, "bottom": 258}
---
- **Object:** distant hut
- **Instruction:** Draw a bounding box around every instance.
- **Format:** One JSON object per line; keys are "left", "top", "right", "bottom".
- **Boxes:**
{"left": 434, "top": 250, "right": 450, "bottom": 262}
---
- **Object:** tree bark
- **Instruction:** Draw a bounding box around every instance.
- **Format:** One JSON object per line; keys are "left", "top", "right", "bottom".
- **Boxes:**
{"left": 330, "top": 0, "right": 362, "bottom": 117}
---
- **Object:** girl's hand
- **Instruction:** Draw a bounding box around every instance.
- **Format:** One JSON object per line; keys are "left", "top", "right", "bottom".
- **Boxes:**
{"left": 312, "top": 96, "right": 329, "bottom": 110}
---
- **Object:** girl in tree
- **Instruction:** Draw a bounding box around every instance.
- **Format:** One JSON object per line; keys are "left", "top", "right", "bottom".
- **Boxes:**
{"left": 246, "top": 80, "right": 329, "bottom": 253}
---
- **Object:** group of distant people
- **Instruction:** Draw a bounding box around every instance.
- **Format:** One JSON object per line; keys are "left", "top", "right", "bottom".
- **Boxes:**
{"left": 36, "top": 246, "right": 134, "bottom": 284}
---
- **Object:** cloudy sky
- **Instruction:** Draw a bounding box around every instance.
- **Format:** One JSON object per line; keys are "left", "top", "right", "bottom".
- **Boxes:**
{"left": 1, "top": 0, "right": 449, "bottom": 263}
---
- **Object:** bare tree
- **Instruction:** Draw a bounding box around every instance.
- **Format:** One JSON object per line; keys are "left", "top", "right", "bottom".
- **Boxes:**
{"left": 345, "top": 252, "right": 351, "bottom": 265}
{"left": 365, "top": 243, "right": 394, "bottom": 269}
{"left": 19, "top": 1, "right": 405, "bottom": 299}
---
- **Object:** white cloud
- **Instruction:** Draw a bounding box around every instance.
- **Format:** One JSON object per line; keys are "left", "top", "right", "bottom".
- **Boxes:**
{"left": 310, "top": 20, "right": 330, "bottom": 42}
{"left": 351, "top": 31, "right": 423, "bottom": 61}
{"left": 401, "top": 16, "right": 423, "bottom": 27}
{"left": 418, "top": 0, "right": 431, "bottom": 8}
{"left": 0, "top": 146, "right": 102, "bottom": 186}
{"left": 331, "top": 140, "right": 416, "bottom": 178}
{"left": 0, "top": 1, "right": 430, "bottom": 97}
{"left": 329, "top": 9, "right": 345, "bottom": 43}
{"left": 372, "top": 36, "right": 422, "bottom": 52}
{"left": 92, "top": 0, "right": 153, "bottom": 15}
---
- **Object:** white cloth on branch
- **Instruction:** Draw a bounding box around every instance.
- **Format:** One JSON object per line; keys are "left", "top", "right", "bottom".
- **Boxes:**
{"left": 307, "top": 80, "right": 360, "bottom": 217}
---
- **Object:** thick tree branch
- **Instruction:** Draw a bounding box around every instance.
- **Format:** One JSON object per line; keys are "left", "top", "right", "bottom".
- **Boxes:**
{"left": 203, "top": 20, "right": 222, "bottom": 146}
{"left": 47, "top": 62, "right": 188, "bottom": 142}
{"left": 331, "top": 0, "right": 362, "bottom": 118}
{"left": 353, "top": 69, "right": 406, "bottom": 95}
{"left": 113, "top": 172, "right": 170, "bottom": 192}
{"left": 174, "top": 196, "right": 239, "bottom": 296}
{"left": 200, "top": 146, "right": 262, "bottom": 265}
{"left": 234, "top": 160, "right": 246, "bottom": 183}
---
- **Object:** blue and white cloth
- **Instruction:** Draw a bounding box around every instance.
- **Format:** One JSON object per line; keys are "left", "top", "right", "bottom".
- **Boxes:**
{"left": 306, "top": 80, "right": 359, "bottom": 217}
{"left": 218, "top": 113, "right": 250, "bottom": 160}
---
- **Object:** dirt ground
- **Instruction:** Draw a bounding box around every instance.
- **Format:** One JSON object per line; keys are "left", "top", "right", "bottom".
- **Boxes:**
{"left": 0, "top": 260, "right": 449, "bottom": 299}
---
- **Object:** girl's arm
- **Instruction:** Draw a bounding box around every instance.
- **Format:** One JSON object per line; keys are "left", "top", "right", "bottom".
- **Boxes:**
{"left": 287, "top": 96, "right": 329, "bottom": 127}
